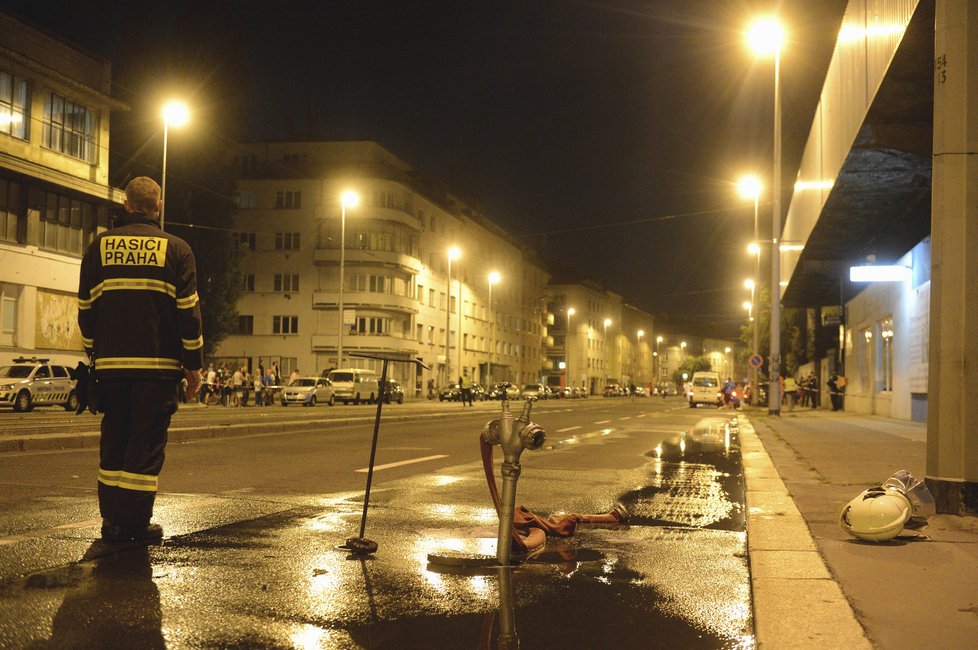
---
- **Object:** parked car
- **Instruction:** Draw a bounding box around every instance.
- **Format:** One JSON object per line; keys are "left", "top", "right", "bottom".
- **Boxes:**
{"left": 488, "top": 382, "right": 521, "bottom": 400}
{"left": 603, "top": 384, "right": 621, "bottom": 397}
{"left": 439, "top": 383, "right": 461, "bottom": 401}
{"left": 521, "top": 383, "right": 546, "bottom": 400}
{"left": 381, "top": 378, "right": 404, "bottom": 404}
{"left": 472, "top": 384, "right": 487, "bottom": 401}
{"left": 281, "top": 377, "right": 335, "bottom": 406}
{"left": 0, "top": 357, "right": 78, "bottom": 412}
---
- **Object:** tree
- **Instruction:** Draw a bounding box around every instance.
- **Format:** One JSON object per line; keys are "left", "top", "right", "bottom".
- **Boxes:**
{"left": 672, "top": 355, "right": 713, "bottom": 388}
{"left": 739, "top": 283, "right": 811, "bottom": 379}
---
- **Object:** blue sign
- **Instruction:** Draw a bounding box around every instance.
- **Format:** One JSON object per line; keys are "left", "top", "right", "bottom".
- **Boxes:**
{"left": 748, "top": 354, "right": 764, "bottom": 368}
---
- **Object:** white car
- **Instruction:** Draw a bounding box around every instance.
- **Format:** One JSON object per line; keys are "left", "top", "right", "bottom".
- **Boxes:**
{"left": 688, "top": 371, "right": 722, "bottom": 408}
{"left": 281, "top": 377, "right": 336, "bottom": 407}
{"left": 0, "top": 357, "right": 78, "bottom": 412}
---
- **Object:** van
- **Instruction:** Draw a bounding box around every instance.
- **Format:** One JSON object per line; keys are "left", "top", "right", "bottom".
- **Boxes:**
{"left": 687, "top": 371, "right": 722, "bottom": 408}
{"left": 326, "top": 368, "right": 380, "bottom": 405}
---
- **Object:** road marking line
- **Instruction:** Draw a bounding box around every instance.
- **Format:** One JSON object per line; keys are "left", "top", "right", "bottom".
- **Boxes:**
{"left": 619, "top": 417, "right": 632, "bottom": 420}
{"left": 556, "top": 426, "right": 581, "bottom": 432}
{"left": 636, "top": 414, "right": 647, "bottom": 418}
{"left": 594, "top": 420, "right": 611, "bottom": 424}
{"left": 355, "top": 454, "right": 448, "bottom": 473}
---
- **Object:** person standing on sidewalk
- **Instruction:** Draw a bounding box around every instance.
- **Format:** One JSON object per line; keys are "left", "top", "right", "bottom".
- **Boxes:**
{"left": 783, "top": 374, "right": 798, "bottom": 410}
{"left": 78, "top": 176, "right": 203, "bottom": 543}
{"left": 459, "top": 368, "right": 474, "bottom": 406}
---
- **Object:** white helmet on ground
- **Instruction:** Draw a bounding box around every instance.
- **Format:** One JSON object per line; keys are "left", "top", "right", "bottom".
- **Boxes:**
{"left": 838, "top": 487, "right": 912, "bottom": 542}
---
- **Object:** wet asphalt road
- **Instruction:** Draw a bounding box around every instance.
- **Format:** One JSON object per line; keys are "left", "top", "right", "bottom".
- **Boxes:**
{"left": 0, "top": 398, "right": 751, "bottom": 648}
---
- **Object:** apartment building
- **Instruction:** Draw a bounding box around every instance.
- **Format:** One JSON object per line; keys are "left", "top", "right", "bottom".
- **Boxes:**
{"left": 547, "top": 282, "right": 656, "bottom": 394}
{"left": 0, "top": 12, "right": 125, "bottom": 365}
{"left": 219, "top": 141, "right": 550, "bottom": 394}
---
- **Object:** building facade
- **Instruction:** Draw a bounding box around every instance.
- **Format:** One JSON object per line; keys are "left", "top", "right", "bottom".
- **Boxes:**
{"left": 219, "top": 141, "right": 550, "bottom": 394}
{"left": 0, "top": 12, "right": 125, "bottom": 366}
{"left": 547, "top": 283, "right": 656, "bottom": 394}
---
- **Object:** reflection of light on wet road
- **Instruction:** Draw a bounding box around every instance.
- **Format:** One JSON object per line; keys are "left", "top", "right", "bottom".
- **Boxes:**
{"left": 430, "top": 475, "right": 463, "bottom": 487}
{"left": 290, "top": 624, "right": 331, "bottom": 649}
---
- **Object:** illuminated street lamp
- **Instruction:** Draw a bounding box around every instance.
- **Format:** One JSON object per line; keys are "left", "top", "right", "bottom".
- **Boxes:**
{"left": 445, "top": 246, "right": 461, "bottom": 386}
{"left": 337, "top": 190, "right": 359, "bottom": 369}
{"left": 566, "top": 307, "right": 575, "bottom": 389}
{"left": 747, "top": 16, "right": 786, "bottom": 415}
{"left": 488, "top": 271, "right": 501, "bottom": 387}
{"left": 160, "top": 100, "right": 189, "bottom": 231}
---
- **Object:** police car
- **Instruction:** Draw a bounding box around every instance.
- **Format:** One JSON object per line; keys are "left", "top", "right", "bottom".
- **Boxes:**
{"left": 0, "top": 357, "right": 79, "bottom": 412}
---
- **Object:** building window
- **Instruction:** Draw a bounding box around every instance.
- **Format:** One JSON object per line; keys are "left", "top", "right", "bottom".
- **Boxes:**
{"left": 42, "top": 92, "right": 97, "bottom": 163}
{"left": 236, "top": 191, "right": 258, "bottom": 208}
{"left": 237, "top": 315, "right": 254, "bottom": 335}
{"left": 242, "top": 274, "right": 254, "bottom": 292}
{"left": 1, "top": 284, "right": 18, "bottom": 346}
{"left": 274, "top": 273, "right": 299, "bottom": 292}
{"left": 860, "top": 327, "right": 873, "bottom": 392}
{"left": 880, "top": 317, "right": 894, "bottom": 392}
{"left": 39, "top": 192, "right": 96, "bottom": 256}
{"left": 275, "top": 232, "right": 300, "bottom": 250}
{"left": 416, "top": 323, "right": 423, "bottom": 341}
{"left": 238, "top": 232, "right": 255, "bottom": 250}
{"left": 275, "top": 190, "right": 301, "bottom": 209}
{"left": 0, "top": 178, "right": 21, "bottom": 243}
{"left": 0, "top": 71, "right": 29, "bottom": 140}
{"left": 273, "top": 315, "right": 298, "bottom": 334}
{"left": 354, "top": 317, "right": 390, "bottom": 335}
{"left": 417, "top": 284, "right": 424, "bottom": 305}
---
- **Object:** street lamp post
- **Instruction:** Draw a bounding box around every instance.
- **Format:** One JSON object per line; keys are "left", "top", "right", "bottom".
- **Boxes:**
{"left": 738, "top": 176, "right": 762, "bottom": 404}
{"left": 337, "top": 190, "right": 359, "bottom": 369}
{"left": 656, "top": 335, "right": 663, "bottom": 386}
{"left": 637, "top": 330, "right": 645, "bottom": 385}
{"left": 160, "top": 100, "right": 189, "bottom": 231}
{"left": 566, "top": 308, "right": 575, "bottom": 389}
{"left": 603, "top": 318, "right": 612, "bottom": 384}
{"left": 488, "top": 272, "right": 500, "bottom": 387}
{"left": 445, "top": 246, "right": 461, "bottom": 387}
{"left": 747, "top": 16, "right": 785, "bottom": 415}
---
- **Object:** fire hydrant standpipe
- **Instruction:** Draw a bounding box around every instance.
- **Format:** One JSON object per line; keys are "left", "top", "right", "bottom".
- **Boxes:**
{"left": 481, "top": 397, "right": 547, "bottom": 565}
{"left": 427, "top": 391, "right": 627, "bottom": 568}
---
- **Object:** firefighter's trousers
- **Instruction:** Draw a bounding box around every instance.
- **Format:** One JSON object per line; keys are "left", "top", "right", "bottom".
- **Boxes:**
{"left": 97, "top": 378, "right": 178, "bottom": 529}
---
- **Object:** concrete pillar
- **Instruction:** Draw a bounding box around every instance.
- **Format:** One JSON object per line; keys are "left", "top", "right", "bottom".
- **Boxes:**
{"left": 926, "top": 0, "right": 978, "bottom": 514}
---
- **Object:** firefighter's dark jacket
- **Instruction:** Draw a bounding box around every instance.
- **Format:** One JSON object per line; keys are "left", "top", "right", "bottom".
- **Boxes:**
{"left": 78, "top": 212, "right": 203, "bottom": 379}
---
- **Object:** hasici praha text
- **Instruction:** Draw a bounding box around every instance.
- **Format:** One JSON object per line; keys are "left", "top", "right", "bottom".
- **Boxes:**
{"left": 100, "top": 236, "right": 169, "bottom": 267}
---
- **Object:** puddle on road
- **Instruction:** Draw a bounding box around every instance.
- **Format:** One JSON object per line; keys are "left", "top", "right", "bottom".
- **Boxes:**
{"left": 617, "top": 426, "right": 746, "bottom": 532}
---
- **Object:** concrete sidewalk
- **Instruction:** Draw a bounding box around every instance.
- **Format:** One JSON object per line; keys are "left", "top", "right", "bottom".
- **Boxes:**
{"left": 741, "top": 408, "right": 978, "bottom": 649}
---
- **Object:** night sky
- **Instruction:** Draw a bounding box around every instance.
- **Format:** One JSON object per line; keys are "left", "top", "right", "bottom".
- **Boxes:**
{"left": 4, "top": 0, "right": 848, "bottom": 337}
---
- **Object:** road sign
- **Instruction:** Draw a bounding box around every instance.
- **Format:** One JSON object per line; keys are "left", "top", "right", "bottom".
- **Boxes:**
{"left": 749, "top": 354, "right": 764, "bottom": 368}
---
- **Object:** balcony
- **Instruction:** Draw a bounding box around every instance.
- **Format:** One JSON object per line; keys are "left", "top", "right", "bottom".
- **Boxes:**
{"left": 314, "top": 248, "right": 422, "bottom": 273}
{"left": 311, "top": 333, "right": 419, "bottom": 356}
{"left": 313, "top": 291, "right": 418, "bottom": 314}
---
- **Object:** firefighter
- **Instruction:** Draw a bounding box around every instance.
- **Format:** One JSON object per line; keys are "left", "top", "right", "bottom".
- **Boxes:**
{"left": 78, "top": 176, "right": 203, "bottom": 543}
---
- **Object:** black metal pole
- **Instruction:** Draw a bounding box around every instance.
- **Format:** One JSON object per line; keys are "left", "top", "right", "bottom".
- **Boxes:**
{"left": 358, "top": 358, "right": 388, "bottom": 540}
